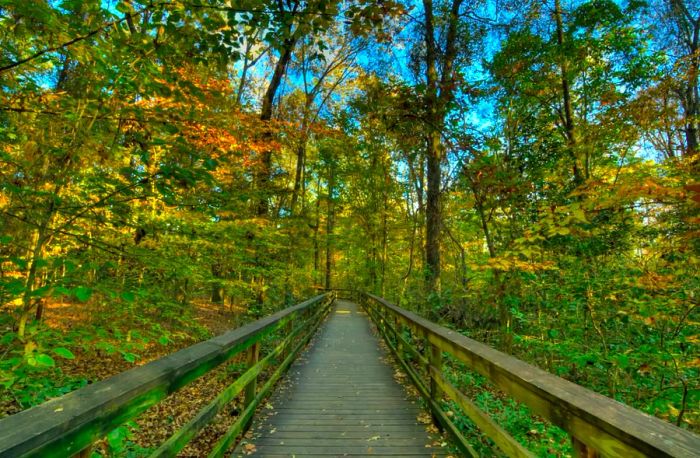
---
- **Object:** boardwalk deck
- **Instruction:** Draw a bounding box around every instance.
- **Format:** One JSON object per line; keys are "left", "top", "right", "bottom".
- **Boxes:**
{"left": 233, "top": 300, "right": 447, "bottom": 457}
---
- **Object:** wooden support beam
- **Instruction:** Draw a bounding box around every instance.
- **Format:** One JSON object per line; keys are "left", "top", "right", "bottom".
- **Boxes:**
{"left": 428, "top": 343, "right": 443, "bottom": 427}
{"left": 572, "top": 436, "right": 601, "bottom": 458}
{"left": 243, "top": 341, "right": 260, "bottom": 431}
{"left": 74, "top": 446, "right": 91, "bottom": 458}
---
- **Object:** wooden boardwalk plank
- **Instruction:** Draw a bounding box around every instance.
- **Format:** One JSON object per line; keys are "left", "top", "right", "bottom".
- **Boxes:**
{"left": 232, "top": 300, "right": 447, "bottom": 457}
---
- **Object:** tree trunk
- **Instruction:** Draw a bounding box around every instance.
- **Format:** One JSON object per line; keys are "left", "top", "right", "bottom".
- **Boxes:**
{"left": 474, "top": 192, "right": 512, "bottom": 351}
{"left": 211, "top": 264, "right": 224, "bottom": 305}
{"left": 18, "top": 232, "right": 45, "bottom": 338}
{"left": 256, "top": 36, "right": 298, "bottom": 217}
{"left": 425, "top": 135, "right": 442, "bottom": 293}
{"left": 313, "top": 177, "right": 321, "bottom": 283}
{"left": 381, "top": 173, "right": 388, "bottom": 297}
{"left": 18, "top": 195, "right": 57, "bottom": 338}
{"left": 236, "top": 37, "right": 256, "bottom": 106}
{"left": 668, "top": 0, "right": 700, "bottom": 157}
{"left": 422, "top": 0, "right": 463, "bottom": 296}
{"left": 683, "top": 36, "right": 699, "bottom": 157}
{"left": 423, "top": 0, "right": 442, "bottom": 295}
{"left": 554, "top": 0, "right": 584, "bottom": 184}
{"left": 290, "top": 139, "right": 306, "bottom": 215}
{"left": 324, "top": 163, "right": 335, "bottom": 290}
{"left": 236, "top": 58, "right": 251, "bottom": 107}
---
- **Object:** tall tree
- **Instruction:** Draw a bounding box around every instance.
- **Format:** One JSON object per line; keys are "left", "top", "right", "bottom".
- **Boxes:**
{"left": 255, "top": 0, "right": 305, "bottom": 217}
{"left": 554, "top": 0, "right": 584, "bottom": 184}
{"left": 664, "top": 0, "right": 700, "bottom": 158}
{"left": 422, "top": 0, "right": 465, "bottom": 294}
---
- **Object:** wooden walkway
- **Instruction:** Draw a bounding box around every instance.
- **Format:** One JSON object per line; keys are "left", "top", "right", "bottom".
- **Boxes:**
{"left": 233, "top": 300, "right": 447, "bottom": 457}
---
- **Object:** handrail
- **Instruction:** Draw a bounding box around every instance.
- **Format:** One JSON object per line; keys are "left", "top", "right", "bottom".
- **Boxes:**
{"left": 0, "top": 292, "right": 335, "bottom": 458}
{"left": 360, "top": 292, "right": 700, "bottom": 458}
{"left": 313, "top": 287, "right": 355, "bottom": 300}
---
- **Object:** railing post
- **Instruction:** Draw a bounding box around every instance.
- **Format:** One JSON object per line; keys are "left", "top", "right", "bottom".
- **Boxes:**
{"left": 284, "top": 319, "right": 294, "bottom": 359}
{"left": 405, "top": 325, "right": 414, "bottom": 364}
{"left": 395, "top": 315, "right": 404, "bottom": 359}
{"left": 420, "top": 330, "right": 429, "bottom": 374}
{"left": 428, "top": 339, "right": 443, "bottom": 427}
{"left": 572, "top": 436, "right": 600, "bottom": 458}
{"left": 74, "top": 445, "right": 92, "bottom": 458}
{"left": 380, "top": 303, "right": 388, "bottom": 332}
{"left": 244, "top": 342, "right": 259, "bottom": 412}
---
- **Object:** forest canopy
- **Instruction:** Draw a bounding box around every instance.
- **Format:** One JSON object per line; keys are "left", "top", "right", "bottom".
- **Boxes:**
{"left": 0, "top": 0, "right": 698, "bottom": 455}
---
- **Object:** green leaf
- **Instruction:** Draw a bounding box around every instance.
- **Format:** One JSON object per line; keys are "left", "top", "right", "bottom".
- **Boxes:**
{"left": 106, "top": 426, "right": 128, "bottom": 450}
{"left": 163, "top": 123, "right": 179, "bottom": 135}
{"left": 74, "top": 286, "right": 92, "bottom": 302}
{"left": 0, "top": 332, "right": 16, "bottom": 345}
{"left": 53, "top": 347, "right": 75, "bottom": 359}
{"left": 30, "top": 284, "right": 51, "bottom": 297}
{"left": 121, "top": 291, "right": 135, "bottom": 302}
{"left": 35, "top": 354, "right": 56, "bottom": 367}
{"left": 4, "top": 279, "right": 24, "bottom": 295}
{"left": 122, "top": 352, "right": 137, "bottom": 363}
{"left": 10, "top": 257, "right": 27, "bottom": 270}
{"left": 572, "top": 208, "right": 588, "bottom": 223}
{"left": 96, "top": 341, "right": 116, "bottom": 354}
{"left": 64, "top": 260, "right": 77, "bottom": 273}
{"left": 614, "top": 354, "right": 630, "bottom": 369}
{"left": 203, "top": 157, "right": 218, "bottom": 170}
{"left": 52, "top": 286, "right": 72, "bottom": 296}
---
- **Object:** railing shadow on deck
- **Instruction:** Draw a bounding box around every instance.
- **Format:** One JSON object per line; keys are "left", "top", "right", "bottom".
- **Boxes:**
{"left": 355, "top": 291, "right": 700, "bottom": 458}
{"left": 0, "top": 293, "right": 335, "bottom": 458}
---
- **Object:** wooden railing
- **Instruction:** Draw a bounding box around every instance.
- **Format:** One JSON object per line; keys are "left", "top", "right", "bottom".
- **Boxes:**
{"left": 314, "top": 287, "right": 355, "bottom": 300}
{"left": 360, "top": 292, "right": 700, "bottom": 458}
{"left": 0, "top": 293, "right": 334, "bottom": 458}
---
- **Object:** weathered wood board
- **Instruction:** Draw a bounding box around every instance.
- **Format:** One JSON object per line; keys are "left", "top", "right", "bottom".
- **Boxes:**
{"left": 233, "top": 300, "right": 448, "bottom": 457}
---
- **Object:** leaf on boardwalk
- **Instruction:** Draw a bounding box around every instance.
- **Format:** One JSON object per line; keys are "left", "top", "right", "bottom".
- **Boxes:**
{"left": 243, "top": 443, "right": 257, "bottom": 455}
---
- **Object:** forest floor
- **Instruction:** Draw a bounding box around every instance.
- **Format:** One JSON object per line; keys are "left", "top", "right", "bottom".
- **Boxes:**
{"left": 0, "top": 298, "right": 255, "bottom": 456}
